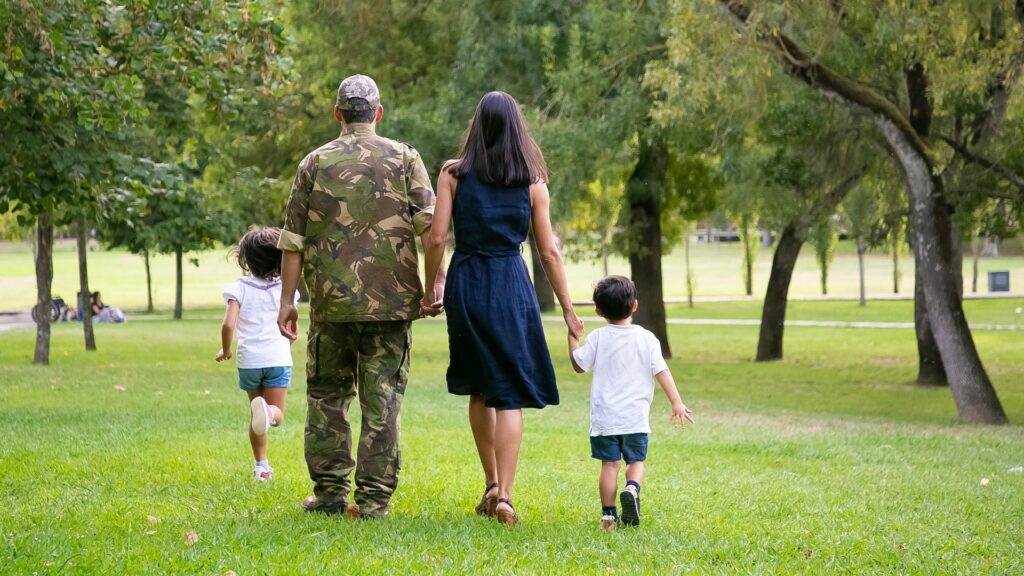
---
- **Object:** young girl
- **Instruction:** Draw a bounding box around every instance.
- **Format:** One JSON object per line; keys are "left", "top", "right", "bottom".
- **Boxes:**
{"left": 216, "top": 226, "right": 297, "bottom": 480}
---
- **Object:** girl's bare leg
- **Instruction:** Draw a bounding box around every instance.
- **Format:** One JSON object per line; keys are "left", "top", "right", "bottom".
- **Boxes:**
{"left": 262, "top": 387, "right": 287, "bottom": 426}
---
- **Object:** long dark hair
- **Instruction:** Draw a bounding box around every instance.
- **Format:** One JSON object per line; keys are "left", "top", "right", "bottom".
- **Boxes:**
{"left": 447, "top": 91, "right": 548, "bottom": 187}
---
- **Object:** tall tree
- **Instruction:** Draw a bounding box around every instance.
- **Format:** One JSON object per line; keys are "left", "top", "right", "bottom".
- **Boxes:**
{"left": 842, "top": 179, "right": 886, "bottom": 307}
{"left": 0, "top": 0, "right": 148, "bottom": 364}
{"left": 714, "top": 0, "right": 1015, "bottom": 423}
{"left": 2, "top": 0, "right": 288, "bottom": 362}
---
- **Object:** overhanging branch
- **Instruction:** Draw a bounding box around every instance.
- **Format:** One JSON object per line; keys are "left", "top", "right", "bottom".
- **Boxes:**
{"left": 718, "top": 0, "right": 933, "bottom": 164}
{"left": 939, "top": 136, "right": 1024, "bottom": 202}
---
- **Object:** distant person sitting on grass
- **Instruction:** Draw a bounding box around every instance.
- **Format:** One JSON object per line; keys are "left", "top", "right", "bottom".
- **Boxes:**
{"left": 216, "top": 226, "right": 298, "bottom": 481}
{"left": 89, "top": 291, "right": 125, "bottom": 323}
{"left": 568, "top": 275, "right": 694, "bottom": 530}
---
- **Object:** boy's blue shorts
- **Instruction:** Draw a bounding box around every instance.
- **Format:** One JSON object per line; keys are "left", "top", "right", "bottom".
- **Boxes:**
{"left": 238, "top": 367, "right": 291, "bottom": 391}
{"left": 590, "top": 433, "right": 648, "bottom": 464}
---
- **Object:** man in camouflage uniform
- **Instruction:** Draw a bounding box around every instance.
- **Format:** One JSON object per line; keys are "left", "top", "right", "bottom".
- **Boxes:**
{"left": 277, "top": 74, "right": 444, "bottom": 518}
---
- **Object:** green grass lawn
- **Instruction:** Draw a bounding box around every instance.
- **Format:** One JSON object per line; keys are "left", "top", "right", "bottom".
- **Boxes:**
{"left": 2, "top": 238, "right": 1022, "bottom": 311}
{"left": 2, "top": 320, "right": 1023, "bottom": 574}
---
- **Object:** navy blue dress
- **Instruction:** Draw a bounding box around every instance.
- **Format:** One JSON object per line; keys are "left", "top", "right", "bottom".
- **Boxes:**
{"left": 444, "top": 172, "right": 559, "bottom": 409}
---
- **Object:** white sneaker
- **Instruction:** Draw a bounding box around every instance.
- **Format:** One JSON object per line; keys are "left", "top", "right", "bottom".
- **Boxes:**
{"left": 253, "top": 464, "right": 273, "bottom": 481}
{"left": 251, "top": 397, "right": 271, "bottom": 436}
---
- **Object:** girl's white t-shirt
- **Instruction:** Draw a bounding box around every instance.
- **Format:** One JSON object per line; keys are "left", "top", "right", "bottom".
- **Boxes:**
{"left": 571, "top": 323, "right": 669, "bottom": 436}
{"left": 222, "top": 276, "right": 298, "bottom": 369}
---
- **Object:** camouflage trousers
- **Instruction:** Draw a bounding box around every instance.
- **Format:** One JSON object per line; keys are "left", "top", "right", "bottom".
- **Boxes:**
{"left": 305, "top": 320, "right": 411, "bottom": 517}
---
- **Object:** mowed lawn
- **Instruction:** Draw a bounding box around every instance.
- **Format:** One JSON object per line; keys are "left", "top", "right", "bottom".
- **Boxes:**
{"left": 2, "top": 319, "right": 1023, "bottom": 574}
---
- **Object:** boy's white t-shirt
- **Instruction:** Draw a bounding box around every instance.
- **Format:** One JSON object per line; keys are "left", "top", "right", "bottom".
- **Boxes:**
{"left": 571, "top": 323, "right": 669, "bottom": 436}
{"left": 222, "top": 276, "right": 298, "bottom": 369}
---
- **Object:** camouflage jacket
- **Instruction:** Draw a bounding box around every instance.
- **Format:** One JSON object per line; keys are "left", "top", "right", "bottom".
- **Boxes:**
{"left": 278, "top": 123, "right": 435, "bottom": 323}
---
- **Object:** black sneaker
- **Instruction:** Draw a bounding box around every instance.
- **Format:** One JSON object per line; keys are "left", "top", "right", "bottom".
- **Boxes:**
{"left": 619, "top": 489, "right": 640, "bottom": 526}
{"left": 301, "top": 495, "right": 347, "bottom": 515}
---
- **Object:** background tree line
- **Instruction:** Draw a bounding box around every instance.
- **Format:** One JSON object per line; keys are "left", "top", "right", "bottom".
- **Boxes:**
{"left": 2, "top": 0, "right": 1021, "bottom": 424}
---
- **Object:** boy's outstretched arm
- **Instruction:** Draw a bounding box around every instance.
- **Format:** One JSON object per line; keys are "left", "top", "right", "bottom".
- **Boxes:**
{"left": 568, "top": 333, "right": 585, "bottom": 374}
{"left": 216, "top": 300, "right": 240, "bottom": 362}
{"left": 655, "top": 370, "right": 694, "bottom": 426}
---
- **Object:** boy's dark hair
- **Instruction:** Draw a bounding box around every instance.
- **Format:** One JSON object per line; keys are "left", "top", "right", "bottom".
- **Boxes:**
{"left": 593, "top": 275, "right": 636, "bottom": 321}
{"left": 340, "top": 97, "right": 377, "bottom": 124}
{"left": 232, "top": 226, "right": 282, "bottom": 280}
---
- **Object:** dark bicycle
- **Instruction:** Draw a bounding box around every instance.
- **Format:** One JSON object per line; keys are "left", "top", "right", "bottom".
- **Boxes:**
{"left": 31, "top": 296, "right": 71, "bottom": 324}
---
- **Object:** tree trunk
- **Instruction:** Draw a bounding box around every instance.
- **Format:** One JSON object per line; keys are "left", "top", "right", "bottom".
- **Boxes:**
{"left": 740, "top": 214, "right": 754, "bottom": 296}
{"left": 685, "top": 222, "right": 695, "bottom": 309}
{"left": 143, "top": 249, "right": 154, "bottom": 313}
{"left": 627, "top": 133, "right": 671, "bottom": 358}
{"left": 528, "top": 229, "right": 555, "bottom": 312}
{"left": 174, "top": 246, "right": 183, "bottom": 320}
{"left": 877, "top": 118, "right": 1006, "bottom": 423}
{"left": 33, "top": 212, "right": 54, "bottom": 366}
{"left": 914, "top": 263, "right": 947, "bottom": 386}
{"left": 756, "top": 225, "right": 803, "bottom": 362}
{"left": 856, "top": 236, "right": 866, "bottom": 307}
{"left": 77, "top": 218, "right": 96, "bottom": 351}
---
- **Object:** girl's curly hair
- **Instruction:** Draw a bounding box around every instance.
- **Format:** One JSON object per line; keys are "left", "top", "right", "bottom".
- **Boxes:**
{"left": 230, "top": 225, "right": 282, "bottom": 280}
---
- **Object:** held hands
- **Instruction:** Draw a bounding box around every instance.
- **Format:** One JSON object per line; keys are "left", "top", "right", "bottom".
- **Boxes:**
{"left": 670, "top": 401, "right": 695, "bottom": 428}
{"left": 278, "top": 302, "right": 298, "bottom": 342}
{"left": 563, "top": 309, "right": 584, "bottom": 339}
{"left": 215, "top": 349, "right": 232, "bottom": 362}
{"left": 419, "top": 283, "right": 444, "bottom": 318}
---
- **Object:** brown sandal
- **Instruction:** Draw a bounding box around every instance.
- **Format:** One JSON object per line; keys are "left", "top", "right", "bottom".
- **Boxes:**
{"left": 475, "top": 482, "right": 499, "bottom": 517}
{"left": 495, "top": 498, "right": 518, "bottom": 527}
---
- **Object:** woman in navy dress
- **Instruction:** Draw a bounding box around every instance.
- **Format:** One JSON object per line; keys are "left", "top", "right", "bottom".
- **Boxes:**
{"left": 421, "top": 91, "right": 583, "bottom": 526}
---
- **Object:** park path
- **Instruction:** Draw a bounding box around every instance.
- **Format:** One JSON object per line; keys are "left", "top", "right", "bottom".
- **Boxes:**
{"left": 0, "top": 311, "right": 32, "bottom": 333}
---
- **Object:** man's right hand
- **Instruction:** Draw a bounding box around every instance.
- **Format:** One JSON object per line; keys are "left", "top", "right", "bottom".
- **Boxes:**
{"left": 278, "top": 302, "right": 298, "bottom": 342}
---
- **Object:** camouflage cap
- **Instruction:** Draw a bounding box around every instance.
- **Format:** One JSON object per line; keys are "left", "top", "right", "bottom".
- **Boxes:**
{"left": 336, "top": 74, "right": 381, "bottom": 111}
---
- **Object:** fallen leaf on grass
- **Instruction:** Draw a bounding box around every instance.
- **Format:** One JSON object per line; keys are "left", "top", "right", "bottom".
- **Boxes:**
{"left": 225, "top": 571, "right": 238, "bottom": 576}
{"left": 113, "top": 385, "right": 127, "bottom": 392}
{"left": 184, "top": 529, "right": 199, "bottom": 546}
{"left": 147, "top": 515, "right": 159, "bottom": 524}
{"left": 896, "top": 543, "right": 907, "bottom": 550}
{"left": 980, "top": 478, "right": 990, "bottom": 486}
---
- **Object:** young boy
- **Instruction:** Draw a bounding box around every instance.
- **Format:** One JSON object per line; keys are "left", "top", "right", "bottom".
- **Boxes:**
{"left": 569, "top": 275, "right": 694, "bottom": 529}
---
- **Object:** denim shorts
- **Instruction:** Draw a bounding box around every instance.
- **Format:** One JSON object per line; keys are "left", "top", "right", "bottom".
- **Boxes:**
{"left": 590, "top": 433, "right": 649, "bottom": 463}
{"left": 238, "top": 366, "right": 292, "bottom": 391}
